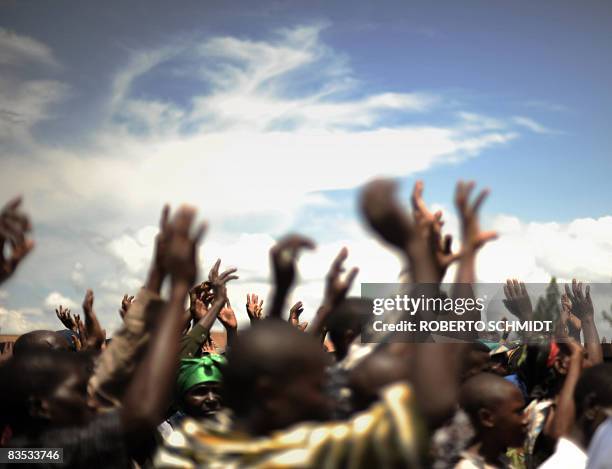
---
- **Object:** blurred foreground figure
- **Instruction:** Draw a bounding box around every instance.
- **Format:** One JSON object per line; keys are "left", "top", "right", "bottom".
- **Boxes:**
{"left": 156, "top": 320, "right": 463, "bottom": 468}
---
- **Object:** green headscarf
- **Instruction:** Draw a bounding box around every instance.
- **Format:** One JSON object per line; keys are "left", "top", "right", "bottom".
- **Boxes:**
{"left": 176, "top": 354, "right": 226, "bottom": 396}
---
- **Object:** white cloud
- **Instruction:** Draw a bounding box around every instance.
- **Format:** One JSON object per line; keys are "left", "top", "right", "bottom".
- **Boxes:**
{"left": 0, "top": 24, "right": 525, "bottom": 229}
{"left": 0, "top": 23, "right": 566, "bottom": 337}
{"left": 70, "top": 262, "right": 85, "bottom": 289}
{"left": 0, "top": 290, "right": 8, "bottom": 300}
{"left": 513, "top": 116, "right": 556, "bottom": 135}
{"left": 477, "top": 214, "right": 612, "bottom": 283}
{"left": 0, "top": 28, "right": 59, "bottom": 68}
{"left": 44, "top": 291, "right": 79, "bottom": 311}
{"left": 0, "top": 306, "right": 54, "bottom": 334}
{"left": 0, "top": 29, "right": 67, "bottom": 146}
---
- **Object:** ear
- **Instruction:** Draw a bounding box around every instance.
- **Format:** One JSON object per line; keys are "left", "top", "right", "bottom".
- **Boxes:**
{"left": 27, "top": 396, "right": 51, "bottom": 420}
{"left": 478, "top": 407, "right": 495, "bottom": 428}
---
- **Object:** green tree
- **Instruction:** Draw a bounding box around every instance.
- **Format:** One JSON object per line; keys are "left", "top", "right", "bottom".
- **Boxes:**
{"left": 533, "top": 277, "right": 561, "bottom": 324}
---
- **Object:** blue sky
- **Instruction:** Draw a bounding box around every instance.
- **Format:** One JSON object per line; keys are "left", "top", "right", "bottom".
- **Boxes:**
{"left": 2, "top": 0, "right": 612, "bottom": 335}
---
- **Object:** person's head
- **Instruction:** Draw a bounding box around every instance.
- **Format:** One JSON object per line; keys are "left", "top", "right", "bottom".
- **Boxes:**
{"left": 573, "top": 363, "right": 612, "bottom": 447}
{"left": 461, "top": 342, "right": 493, "bottom": 381}
{"left": 0, "top": 349, "right": 95, "bottom": 433}
{"left": 13, "top": 330, "right": 71, "bottom": 356}
{"left": 326, "top": 297, "right": 371, "bottom": 361}
{"left": 520, "top": 339, "right": 582, "bottom": 399}
{"left": 176, "top": 354, "right": 226, "bottom": 419}
{"left": 223, "top": 320, "right": 333, "bottom": 435}
{"left": 349, "top": 344, "right": 412, "bottom": 412}
{"left": 460, "top": 373, "right": 527, "bottom": 450}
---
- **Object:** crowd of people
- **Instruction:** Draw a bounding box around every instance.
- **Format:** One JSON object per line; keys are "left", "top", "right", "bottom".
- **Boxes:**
{"left": 0, "top": 179, "right": 611, "bottom": 469}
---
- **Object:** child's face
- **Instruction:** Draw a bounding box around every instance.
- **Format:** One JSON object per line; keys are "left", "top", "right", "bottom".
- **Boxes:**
{"left": 490, "top": 387, "right": 528, "bottom": 448}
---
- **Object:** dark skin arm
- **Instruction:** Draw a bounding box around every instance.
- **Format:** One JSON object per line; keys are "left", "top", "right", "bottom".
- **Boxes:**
{"left": 81, "top": 289, "right": 106, "bottom": 350}
{"left": 180, "top": 260, "right": 237, "bottom": 356}
{"left": 245, "top": 293, "right": 264, "bottom": 323}
{"left": 543, "top": 339, "right": 583, "bottom": 439}
{"left": 120, "top": 204, "right": 205, "bottom": 446}
{"left": 266, "top": 234, "right": 315, "bottom": 319}
{"left": 361, "top": 179, "right": 442, "bottom": 284}
{"left": 0, "top": 196, "right": 34, "bottom": 285}
{"left": 119, "top": 294, "right": 134, "bottom": 321}
{"left": 451, "top": 181, "right": 497, "bottom": 331}
{"left": 503, "top": 279, "right": 534, "bottom": 323}
{"left": 289, "top": 301, "right": 308, "bottom": 331}
{"left": 410, "top": 181, "right": 460, "bottom": 283}
{"left": 218, "top": 299, "right": 238, "bottom": 348}
{"left": 309, "top": 247, "right": 359, "bottom": 341}
{"left": 144, "top": 205, "right": 170, "bottom": 294}
{"left": 361, "top": 178, "right": 468, "bottom": 426}
{"left": 565, "top": 280, "right": 603, "bottom": 365}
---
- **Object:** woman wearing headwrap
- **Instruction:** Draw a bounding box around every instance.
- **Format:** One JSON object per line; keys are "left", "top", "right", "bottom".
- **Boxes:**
{"left": 158, "top": 353, "right": 227, "bottom": 438}
{"left": 175, "top": 354, "right": 226, "bottom": 420}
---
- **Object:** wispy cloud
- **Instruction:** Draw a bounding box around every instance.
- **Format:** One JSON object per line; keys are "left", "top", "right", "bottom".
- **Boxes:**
{"left": 0, "top": 29, "right": 68, "bottom": 147}
{"left": 0, "top": 28, "right": 60, "bottom": 68}
{"left": 0, "top": 23, "right": 560, "bottom": 335}
{"left": 513, "top": 116, "right": 558, "bottom": 135}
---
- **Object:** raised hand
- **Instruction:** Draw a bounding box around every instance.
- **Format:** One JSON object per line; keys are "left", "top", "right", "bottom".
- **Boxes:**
{"left": 201, "top": 336, "right": 217, "bottom": 354}
{"left": 119, "top": 294, "right": 134, "bottom": 320}
{"left": 191, "top": 296, "right": 209, "bottom": 323}
{"left": 412, "top": 181, "right": 460, "bottom": 280}
{"left": 289, "top": 301, "right": 308, "bottom": 331}
{"left": 323, "top": 247, "right": 359, "bottom": 310}
{"left": 270, "top": 234, "right": 315, "bottom": 293}
{"left": 309, "top": 247, "right": 358, "bottom": 339}
{"left": 502, "top": 279, "right": 533, "bottom": 322}
{"left": 55, "top": 305, "right": 78, "bottom": 332}
{"left": 82, "top": 289, "right": 106, "bottom": 350}
{"left": 208, "top": 259, "right": 238, "bottom": 296}
{"left": 146, "top": 205, "right": 171, "bottom": 293}
{"left": 218, "top": 299, "right": 238, "bottom": 331}
{"left": 360, "top": 179, "right": 440, "bottom": 283}
{"left": 561, "top": 292, "right": 572, "bottom": 320}
{"left": 454, "top": 181, "right": 497, "bottom": 254}
{"left": 246, "top": 293, "right": 264, "bottom": 322}
{"left": 564, "top": 279, "right": 594, "bottom": 319}
{"left": 360, "top": 179, "right": 412, "bottom": 249}
{"left": 162, "top": 205, "right": 206, "bottom": 288}
{"left": 0, "top": 196, "right": 34, "bottom": 285}
{"left": 189, "top": 281, "right": 213, "bottom": 321}
{"left": 565, "top": 279, "right": 603, "bottom": 363}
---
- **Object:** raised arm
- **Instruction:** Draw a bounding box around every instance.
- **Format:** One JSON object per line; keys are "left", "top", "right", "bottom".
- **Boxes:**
{"left": 120, "top": 204, "right": 205, "bottom": 444}
{"left": 452, "top": 181, "right": 497, "bottom": 285}
{"left": 81, "top": 289, "right": 107, "bottom": 350}
{"left": 309, "top": 247, "right": 358, "bottom": 341}
{"left": 543, "top": 339, "right": 583, "bottom": 439}
{"left": 266, "top": 234, "right": 315, "bottom": 319}
{"left": 565, "top": 280, "right": 603, "bottom": 365}
{"left": 0, "top": 196, "right": 34, "bottom": 285}
{"left": 360, "top": 179, "right": 448, "bottom": 284}
{"left": 180, "top": 260, "right": 237, "bottom": 357}
{"left": 503, "top": 279, "right": 534, "bottom": 323}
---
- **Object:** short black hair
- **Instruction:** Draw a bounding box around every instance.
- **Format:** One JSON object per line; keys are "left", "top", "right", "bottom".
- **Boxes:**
{"left": 326, "top": 297, "right": 372, "bottom": 347}
{"left": 13, "top": 330, "right": 70, "bottom": 356}
{"left": 222, "top": 319, "right": 326, "bottom": 415}
{"left": 0, "top": 349, "right": 93, "bottom": 425}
